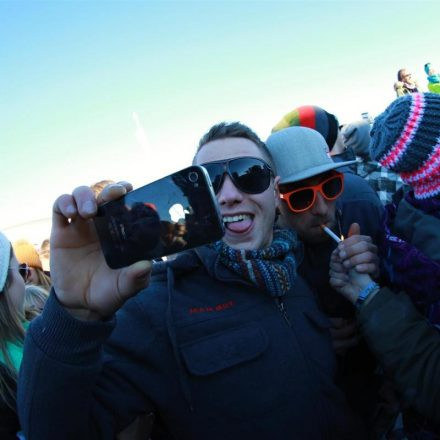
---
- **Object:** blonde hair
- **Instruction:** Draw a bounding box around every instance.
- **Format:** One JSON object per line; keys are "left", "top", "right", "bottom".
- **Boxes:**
{"left": 33, "top": 267, "right": 52, "bottom": 290}
{"left": 25, "top": 284, "right": 49, "bottom": 317}
{"left": 0, "top": 273, "right": 26, "bottom": 409}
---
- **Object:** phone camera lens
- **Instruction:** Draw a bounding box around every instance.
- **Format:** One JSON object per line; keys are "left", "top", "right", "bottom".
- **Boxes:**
{"left": 188, "top": 171, "right": 199, "bottom": 183}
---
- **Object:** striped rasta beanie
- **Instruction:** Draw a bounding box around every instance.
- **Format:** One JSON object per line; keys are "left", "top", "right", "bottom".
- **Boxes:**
{"left": 272, "top": 105, "right": 339, "bottom": 151}
{"left": 370, "top": 93, "right": 440, "bottom": 199}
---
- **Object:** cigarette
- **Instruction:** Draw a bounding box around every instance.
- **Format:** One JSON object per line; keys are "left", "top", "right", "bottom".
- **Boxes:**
{"left": 321, "top": 225, "right": 342, "bottom": 243}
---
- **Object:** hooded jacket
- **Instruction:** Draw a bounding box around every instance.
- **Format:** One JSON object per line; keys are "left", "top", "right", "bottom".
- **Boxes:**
{"left": 18, "top": 246, "right": 364, "bottom": 440}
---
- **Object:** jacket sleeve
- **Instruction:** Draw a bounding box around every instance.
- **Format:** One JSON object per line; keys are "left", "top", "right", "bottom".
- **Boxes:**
{"left": 18, "top": 292, "right": 155, "bottom": 439}
{"left": 359, "top": 287, "right": 440, "bottom": 423}
{"left": 394, "top": 81, "right": 405, "bottom": 97}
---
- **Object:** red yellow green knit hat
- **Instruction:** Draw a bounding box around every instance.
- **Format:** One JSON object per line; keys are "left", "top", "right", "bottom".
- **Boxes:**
{"left": 272, "top": 105, "right": 339, "bottom": 150}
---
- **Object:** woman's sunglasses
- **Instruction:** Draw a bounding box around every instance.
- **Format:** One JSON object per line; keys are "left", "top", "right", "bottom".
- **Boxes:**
{"left": 280, "top": 172, "right": 344, "bottom": 213}
{"left": 202, "top": 157, "right": 273, "bottom": 195}
{"left": 19, "top": 263, "right": 30, "bottom": 281}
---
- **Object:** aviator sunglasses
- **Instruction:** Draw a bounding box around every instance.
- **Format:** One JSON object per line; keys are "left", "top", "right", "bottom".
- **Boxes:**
{"left": 202, "top": 157, "right": 274, "bottom": 195}
{"left": 280, "top": 172, "right": 344, "bottom": 213}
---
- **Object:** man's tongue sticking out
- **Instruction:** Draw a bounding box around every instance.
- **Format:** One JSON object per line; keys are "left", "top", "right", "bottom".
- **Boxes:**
{"left": 224, "top": 214, "right": 253, "bottom": 233}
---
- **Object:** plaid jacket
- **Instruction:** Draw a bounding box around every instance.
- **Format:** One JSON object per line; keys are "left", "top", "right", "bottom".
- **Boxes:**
{"left": 355, "top": 159, "right": 406, "bottom": 204}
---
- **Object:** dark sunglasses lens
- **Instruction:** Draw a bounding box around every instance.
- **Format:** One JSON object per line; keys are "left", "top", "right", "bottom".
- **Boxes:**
{"left": 289, "top": 188, "right": 314, "bottom": 211}
{"left": 18, "top": 264, "right": 28, "bottom": 280}
{"left": 203, "top": 163, "right": 224, "bottom": 193}
{"left": 322, "top": 176, "right": 343, "bottom": 199}
{"left": 229, "top": 158, "right": 271, "bottom": 194}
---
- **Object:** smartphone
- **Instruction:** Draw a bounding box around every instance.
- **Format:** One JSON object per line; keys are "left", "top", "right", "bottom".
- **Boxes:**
{"left": 94, "top": 166, "right": 224, "bottom": 269}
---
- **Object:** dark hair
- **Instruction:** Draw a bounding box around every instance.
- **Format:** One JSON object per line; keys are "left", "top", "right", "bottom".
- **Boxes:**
{"left": 397, "top": 69, "right": 406, "bottom": 81}
{"left": 195, "top": 121, "right": 276, "bottom": 172}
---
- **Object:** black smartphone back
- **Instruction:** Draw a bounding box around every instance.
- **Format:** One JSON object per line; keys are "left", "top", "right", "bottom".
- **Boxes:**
{"left": 94, "top": 166, "right": 224, "bottom": 269}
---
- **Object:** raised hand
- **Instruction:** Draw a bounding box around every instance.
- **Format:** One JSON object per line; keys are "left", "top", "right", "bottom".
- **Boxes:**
{"left": 329, "top": 223, "right": 375, "bottom": 304}
{"left": 336, "top": 223, "right": 380, "bottom": 278}
{"left": 50, "top": 183, "right": 152, "bottom": 320}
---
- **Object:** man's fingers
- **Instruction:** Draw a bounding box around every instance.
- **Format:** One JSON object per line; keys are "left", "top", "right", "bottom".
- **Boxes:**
{"left": 72, "top": 186, "right": 98, "bottom": 219}
{"left": 53, "top": 194, "right": 79, "bottom": 227}
{"left": 117, "top": 260, "right": 153, "bottom": 300}
{"left": 342, "top": 234, "right": 373, "bottom": 246}
{"left": 339, "top": 239, "right": 377, "bottom": 260}
{"left": 97, "top": 182, "right": 132, "bottom": 205}
{"left": 347, "top": 222, "right": 360, "bottom": 237}
{"left": 116, "top": 181, "right": 133, "bottom": 192}
{"left": 353, "top": 262, "right": 380, "bottom": 275}
{"left": 329, "top": 258, "right": 347, "bottom": 274}
{"left": 342, "top": 251, "right": 379, "bottom": 268}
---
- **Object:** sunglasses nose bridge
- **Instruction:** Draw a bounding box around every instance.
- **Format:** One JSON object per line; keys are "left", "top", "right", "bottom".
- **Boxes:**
{"left": 310, "top": 190, "right": 329, "bottom": 214}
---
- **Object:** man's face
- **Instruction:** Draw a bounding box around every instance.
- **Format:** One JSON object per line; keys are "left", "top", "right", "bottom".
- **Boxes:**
{"left": 277, "top": 172, "right": 338, "bottom": 245}
{"left": 401, "top": 70, "right": 413, "bottom": 83}
{"left": 195, "top": 137, "right": 280, "bottom": 250}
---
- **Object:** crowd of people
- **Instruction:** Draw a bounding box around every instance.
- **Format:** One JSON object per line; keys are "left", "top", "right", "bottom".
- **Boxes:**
{"left": 1, "top": 84, "right": 440, "bottom": 439}
{"left": 394, "top": 64, "right": 440, "bottom": 97}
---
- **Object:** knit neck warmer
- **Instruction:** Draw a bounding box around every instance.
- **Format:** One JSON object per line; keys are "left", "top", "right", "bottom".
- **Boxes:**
{"left": 211, "top": 229, "right": 300, "bottom": 298}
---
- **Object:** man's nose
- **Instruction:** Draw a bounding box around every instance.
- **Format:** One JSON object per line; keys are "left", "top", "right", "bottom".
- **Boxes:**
{"left": 217, "top": 174, "right": 244, "bottom": 205}
{"left": 311, "top": 191, "right": 329, "bottom": 216}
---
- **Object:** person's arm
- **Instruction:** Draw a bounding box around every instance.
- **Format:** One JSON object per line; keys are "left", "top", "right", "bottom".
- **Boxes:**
{"left": 394, "top": 81, "right": 405, "bottom": 97}
{"left": 19, "top": 291, "right": 157, "bottom": 439}
{"left": 329, "top": 247, "right": 440, "bottom": 424}
{"left": 18, "top": 183, "right": 154, "bottom": 438}
{"left": 358, "top": 287, "right": 440, "bottom": 423}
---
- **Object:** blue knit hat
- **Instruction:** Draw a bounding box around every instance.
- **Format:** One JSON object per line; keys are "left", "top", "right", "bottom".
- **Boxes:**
{"left": 425, "top": 63, "right": 432, "bottom": 75}
{"left": 0, "top": 231, "right": 11, "bottom": 292}
{"left": 370, "top": 93, "right": 440, "bottom": 199}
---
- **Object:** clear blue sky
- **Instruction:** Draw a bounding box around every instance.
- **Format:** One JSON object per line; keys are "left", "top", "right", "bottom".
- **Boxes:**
{"left": 1, "top": 0, "right": 439, "bottom": 242}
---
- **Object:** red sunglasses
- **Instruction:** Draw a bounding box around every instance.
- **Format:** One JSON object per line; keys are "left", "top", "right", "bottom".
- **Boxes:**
{"left": 280, "top": 172, "right": 344, "bottom": 213}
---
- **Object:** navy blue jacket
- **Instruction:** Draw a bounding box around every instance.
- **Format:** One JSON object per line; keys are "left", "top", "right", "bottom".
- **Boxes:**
{"left": 298, "top": 175, "right": 384, "bottom": 428}
{"left": 18, "top": 246, "right": 364, "bottom": 439}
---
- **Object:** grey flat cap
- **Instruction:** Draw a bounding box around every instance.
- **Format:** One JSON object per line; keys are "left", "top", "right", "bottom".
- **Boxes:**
{"left": 266, "top": 127, "right": 356, "bottom": 184}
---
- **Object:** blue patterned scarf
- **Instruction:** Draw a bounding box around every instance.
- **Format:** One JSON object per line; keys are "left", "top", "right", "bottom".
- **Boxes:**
{"left": 211, "top": 229, "right": 300, "bottom": 297}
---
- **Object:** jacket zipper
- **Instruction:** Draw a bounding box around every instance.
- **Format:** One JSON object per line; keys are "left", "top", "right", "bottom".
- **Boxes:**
{"left": 276, "top": 297, "right": 291, "bottom": 326}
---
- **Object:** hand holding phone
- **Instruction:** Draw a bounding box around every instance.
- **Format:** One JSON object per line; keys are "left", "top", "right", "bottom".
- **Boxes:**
{"left": 94, "top": 166, "right": 224, "bottom": 269}
{"left": 50, "top": 183, "right": 152, "bottom": 320}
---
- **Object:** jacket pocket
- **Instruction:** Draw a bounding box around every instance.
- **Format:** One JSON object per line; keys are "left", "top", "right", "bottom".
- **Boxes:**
{"left": 181, "top": 324, "right": 268, "bottom": 375}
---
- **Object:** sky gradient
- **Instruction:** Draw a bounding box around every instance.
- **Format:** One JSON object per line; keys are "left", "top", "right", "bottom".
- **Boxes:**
{"left": 1, "top": 0, "right": 439, "bottom": 243}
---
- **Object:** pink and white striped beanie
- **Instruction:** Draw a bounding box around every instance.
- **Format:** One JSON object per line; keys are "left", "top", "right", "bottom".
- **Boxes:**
{"left": 370, "top": 93, "right": 440, "bottom": 199}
